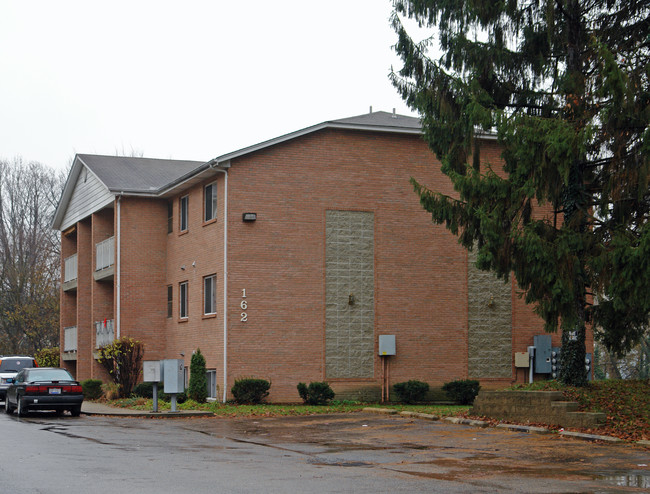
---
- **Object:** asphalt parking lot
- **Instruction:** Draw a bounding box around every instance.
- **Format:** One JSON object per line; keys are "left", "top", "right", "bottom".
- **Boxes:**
{"left": 2, "top": 407, "right": 649, "bottom": 493}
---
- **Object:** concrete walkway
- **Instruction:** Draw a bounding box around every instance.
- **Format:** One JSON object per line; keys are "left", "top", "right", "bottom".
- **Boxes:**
{"left": 81, "top": 401, "right": 213, "bottom": 417}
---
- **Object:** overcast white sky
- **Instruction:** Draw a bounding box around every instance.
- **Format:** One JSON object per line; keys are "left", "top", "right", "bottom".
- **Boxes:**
{"left": 0, "top": 0, "right": 419, "bottom": 170}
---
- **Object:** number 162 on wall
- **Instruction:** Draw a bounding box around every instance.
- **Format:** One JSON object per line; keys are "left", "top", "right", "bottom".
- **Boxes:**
{"left": 240, "top": 289, "right": 248, "bottom": 322}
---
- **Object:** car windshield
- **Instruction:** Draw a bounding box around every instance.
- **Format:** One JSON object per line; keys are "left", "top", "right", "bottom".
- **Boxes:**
{"left": 0, "top": 359, "right": 34, "bottom": 372}
{"left": 26, "top": 369, "right": 74, "bottom": 382}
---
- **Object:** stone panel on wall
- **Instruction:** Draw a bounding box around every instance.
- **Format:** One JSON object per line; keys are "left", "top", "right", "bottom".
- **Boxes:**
{"left": 468, "top": 249, "right": 512, "bottom": 378}
{"left": 325, "top": 210, "right": 374, "bottom": 378}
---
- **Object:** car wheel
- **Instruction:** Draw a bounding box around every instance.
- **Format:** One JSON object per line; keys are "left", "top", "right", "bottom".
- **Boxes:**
{"left": 4, "top": 398, "right": 14, "bottom": 414}
{"left": 17, "top": 398, "right": 26, "bottom": 417}
{"left": 70, "top": 405, "right": 81, "bottom": 417}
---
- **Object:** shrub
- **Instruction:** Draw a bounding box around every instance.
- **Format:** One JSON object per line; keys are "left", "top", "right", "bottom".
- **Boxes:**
{"left": 297, "top": 381, "right": 335, "bottom": 405}
{"left": 96, "top": 337, "right": 144, "bottom": 398}
{"left": 133, "top": 382, "right": 155, "bottom": 398}
{"left": 101, "top": 381, "right": 120, "bottom": 400}
{"left": 231, "top": 378, "right": 270, "bottom": 404}
{"left": 81, "top": 379, "right": 103, "bottom": 400}
{"left": 393, "top": 380, "right": 430, "bottom": 404}
{"left": 35, "top": 347, "right": 60, "bottom": 367}
{"left": 442, "top": 379, "right": 481, "bottom": 405}
{"left": 188, "top": 349, "right": 208, "bottom": 403}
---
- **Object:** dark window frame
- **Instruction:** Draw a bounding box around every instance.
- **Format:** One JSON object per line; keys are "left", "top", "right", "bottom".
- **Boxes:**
{"left": 179, "top": 281, "right": 188, "bottom": 319}
{"left": 204, "top": 183, "right": 217, "bottom": 223}
{"left": 204, "top": 274, "right": 216, "bottom": 315}
{"left": 167, "top": 285, "right": 173, "bottom": 318}
{"left": 179, "top": 195, "right": 189, "bottom": 232}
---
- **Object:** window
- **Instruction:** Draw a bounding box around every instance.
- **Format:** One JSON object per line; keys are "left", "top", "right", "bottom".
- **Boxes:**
{"left": 180, "top": 195, "right": 189, "bottom": 232}
{"left": 204, "top": 183, "right": 217, "bottom": 222}
{"left": 204, "top": 274, "right": 216, "bottom": 315}
{"left": 167, "top": 285, "right": 173, "bottom": 318}
{"left": 179, "top": 281, "right": 188, "bottom": 319}
{"left": 206, "top": 370, "right": 217, "bottom": 398}
{"left": 167, "top": 201, "right": 173, "bottom": 234}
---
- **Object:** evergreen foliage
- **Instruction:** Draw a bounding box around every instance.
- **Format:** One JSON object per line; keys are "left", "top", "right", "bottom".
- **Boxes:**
{"left": 297, "top": 381, "right": 335, "bottom": 405}
{"left": 393, "top": 380, "right": 430, "bottom": 403}
{"left": 391, "top": 0, "right": 650, "bottom": 386}
{"left": 96, "top": 337, "right": 144, "bottom": 398}
{"left": 231, "top": 378, "right": 271, "bottom": 404}
{"left": 188, "top": 348, "right": 208, "bottom": 403}
{"left": 80, "top": 379, "right": 103, "bottom": 400}
{"left": 442, "top": 379, "right": 481, "bottom": 405}
{"left": 35, "top": 347, "right": 60, "bottom": 367}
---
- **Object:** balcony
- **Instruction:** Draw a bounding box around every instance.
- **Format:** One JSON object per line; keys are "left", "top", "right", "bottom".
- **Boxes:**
{"left": 94, "top": 236, "right": 115, "bottom": 281}
{"left": 63, "top": 254, "right": 78, "bottom": 291}
{"left": 95, "top": 319, "right": 114, "bottom": 349}
{"left": 62, "top": 326, "right": 78, "bottom": 361}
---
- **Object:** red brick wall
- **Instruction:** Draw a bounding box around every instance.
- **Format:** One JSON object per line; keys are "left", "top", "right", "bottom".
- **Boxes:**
{"left": 164, "top": 177, "right": 225, "bottom": 389}
{"left": 221, "top": 129, "right": 474, "bottom": 401}
{"left": 75, "top": 219, "right": 93, "bottom": 380}
{"left": 119, "top": 197, "right": 168, "bottom": 361}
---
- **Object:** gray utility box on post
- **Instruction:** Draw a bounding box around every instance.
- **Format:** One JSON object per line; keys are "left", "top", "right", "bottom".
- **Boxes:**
{"left": 163, "top": 359, "right": 185, "bottom": 394}
{"left": 534, "top": 334, "right": 553, "bottom": 374}
{"left": 143, "top": 361, "right": 162, "bottom": 382}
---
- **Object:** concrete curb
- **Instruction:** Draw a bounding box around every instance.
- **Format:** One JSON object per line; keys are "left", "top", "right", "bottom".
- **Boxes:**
{"left": 443, "top": 417, "right": 489, "bottom": 427}
{"left": 496, "top": 423, "right": 550, "bottom": 434}
{"left": 559, "top": 430, "right": 622, "bottom": 442}
{"left": 361, "top": 407, "right": 648, "bottom": 446}
{"left": 362, "top": 407, "right": 398, "bottom": 415}
{"left": 83, "top": 409, "right": 215, "bottom": 418}
{"left": 81, "top": 402, "right": 214, "bottom": 418}
{"left": 399, "top": 411, "right": 440, "bottom": 421}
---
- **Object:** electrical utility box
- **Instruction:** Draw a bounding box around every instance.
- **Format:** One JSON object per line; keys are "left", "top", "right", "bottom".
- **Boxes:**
{"left": 143, "top": 361, "right": 162, "bottom": 382}
{"left": 514, "top": 352, "right": 530, "bottom": 368}
{"left": 533, "top": 334, "right": 553, "bottom": 374}
{"left": 378, "top": 335, "right": 396, "bottom": 356}
{"left": 163, "top": 359, "right": 185, "bottom": 394}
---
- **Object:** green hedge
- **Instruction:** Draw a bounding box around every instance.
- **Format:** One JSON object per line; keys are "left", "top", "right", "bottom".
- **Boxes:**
{"left": 442, "top": 379, "right": 481, "bottom": 405}
{"left": 231, "top": 378, "right": 270, "bottom": 404}
{"left": 81, "top": 379, "right": 103, "bottom": 400}
{"left": 393, "top": 380, "right": 430, "bottom": 404}
{"left": 297, "top": 381, "right": 335, "bottom": 405}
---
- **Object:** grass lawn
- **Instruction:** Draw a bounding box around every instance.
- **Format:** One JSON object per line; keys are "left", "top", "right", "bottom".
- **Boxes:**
{"left": 108, "top": 397, "right": 469, "bottom": 418}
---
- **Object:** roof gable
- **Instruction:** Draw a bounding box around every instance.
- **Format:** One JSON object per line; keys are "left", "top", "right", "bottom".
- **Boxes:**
{"left": 209, "top": 110, "right": 422, "bottom": 166}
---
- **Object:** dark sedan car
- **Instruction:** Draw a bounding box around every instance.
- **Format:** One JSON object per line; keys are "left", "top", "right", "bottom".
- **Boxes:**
{"left": 4, "top": 367, "right": 83, "bottom": 417}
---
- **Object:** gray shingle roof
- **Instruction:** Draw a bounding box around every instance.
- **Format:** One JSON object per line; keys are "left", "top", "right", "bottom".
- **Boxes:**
{"left": 331, "top": 110, "right": 421, "bottom": 130}
{"left": 76, "top": 154, "right": 206, "bottom": 194}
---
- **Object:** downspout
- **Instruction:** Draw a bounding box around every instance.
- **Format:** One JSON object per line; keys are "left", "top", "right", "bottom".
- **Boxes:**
{"left": 116, "top": 195, "right": 122, "bottom": 339}
{"left": 209, "top": 165, "right": 228, "bottom": 403}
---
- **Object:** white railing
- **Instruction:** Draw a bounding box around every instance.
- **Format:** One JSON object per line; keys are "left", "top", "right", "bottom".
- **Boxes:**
{"left": 63, "top": 326, "right": 78, "bottom": 352}
{"left": 95, "top": 319, "right": 114, "bottom": 348}
{"left": 64, "top": 254, "right": 78, "bottom": 283}
{"left": 96, "top": 236, "right": 115, "bottom": 271}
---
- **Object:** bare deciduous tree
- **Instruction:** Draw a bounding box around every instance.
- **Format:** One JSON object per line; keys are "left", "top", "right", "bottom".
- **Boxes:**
{"left": 0, "top": 157, "right": 65, "bottom": 355}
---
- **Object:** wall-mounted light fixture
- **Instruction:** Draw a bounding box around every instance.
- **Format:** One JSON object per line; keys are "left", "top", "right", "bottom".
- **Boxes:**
{"left": 242, "top": 212, "right": 257, "bottom": 222}
{"left": 349, "top": 294, "right": 355, "bottom": 306}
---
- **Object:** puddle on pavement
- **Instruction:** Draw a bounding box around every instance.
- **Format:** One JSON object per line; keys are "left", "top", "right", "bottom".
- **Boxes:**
{"left": 599, "top": 473, "right": 650, "bottom": 488}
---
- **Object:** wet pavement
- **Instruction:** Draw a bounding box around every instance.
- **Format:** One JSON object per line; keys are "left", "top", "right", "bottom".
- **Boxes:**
{"left": 2, "top": 408, "right": 649, "bottom": 493}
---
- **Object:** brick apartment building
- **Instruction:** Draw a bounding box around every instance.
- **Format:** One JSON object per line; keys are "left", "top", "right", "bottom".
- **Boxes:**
{"left": 52, "top": 111, "right": 571, "bottom": 402}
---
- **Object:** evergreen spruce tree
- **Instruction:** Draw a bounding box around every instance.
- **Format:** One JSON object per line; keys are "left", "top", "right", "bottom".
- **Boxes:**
{"left": 391, "top": 0, "right": 649, "bottom": 385}
{"left": 188, "top": 348, "right": 208, "bottom": 403}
